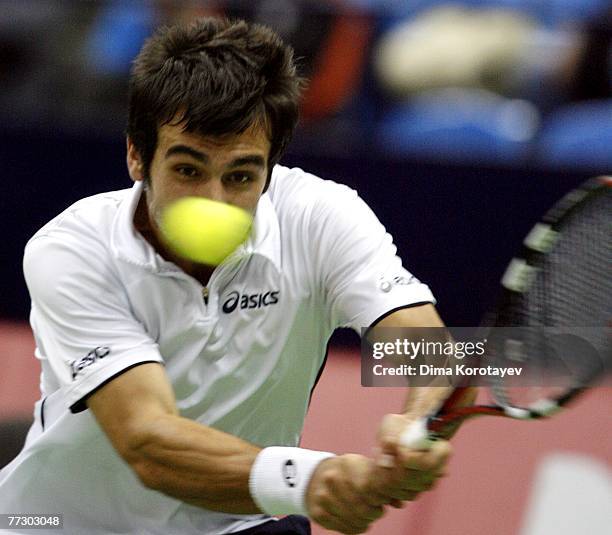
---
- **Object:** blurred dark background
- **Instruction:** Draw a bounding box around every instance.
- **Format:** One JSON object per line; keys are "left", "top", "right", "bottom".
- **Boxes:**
{"left": 1, "top": 0, "right": 610, "bottom": 330}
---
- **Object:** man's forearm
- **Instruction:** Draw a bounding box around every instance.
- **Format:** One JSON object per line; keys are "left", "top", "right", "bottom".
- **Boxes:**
{"left": 125, "top": 414, "right": 261, "bottom": 513}
{"left": 372, "top": 304, "right": 461, "bottom": 420}
{"left": 402, "top": 385, "right": 455, "bottom": 418}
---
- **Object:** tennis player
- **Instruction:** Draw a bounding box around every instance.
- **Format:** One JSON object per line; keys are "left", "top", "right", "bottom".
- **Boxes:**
{"left": 0, "top": 18, "right": 467, "bottom": 535}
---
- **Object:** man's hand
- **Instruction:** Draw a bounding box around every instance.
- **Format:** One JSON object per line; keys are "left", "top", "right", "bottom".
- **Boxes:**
{"left": 305, "top": 443, "right": 450, "bottom": 535}
{"left": 373, "top": 414, "right": 452, "bottom": 504}
{"left": 305, "top": 454, "right": 385, "bottom": 534}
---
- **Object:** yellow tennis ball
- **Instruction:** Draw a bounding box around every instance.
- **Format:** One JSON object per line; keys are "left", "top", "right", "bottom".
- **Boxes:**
{"left": 160, "top": 197, "right": 253, "bottom": 265}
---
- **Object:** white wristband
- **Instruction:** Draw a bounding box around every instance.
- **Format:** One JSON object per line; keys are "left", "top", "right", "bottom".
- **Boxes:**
{"left": 249, "top": 446, "right": 335, "bottom": 516}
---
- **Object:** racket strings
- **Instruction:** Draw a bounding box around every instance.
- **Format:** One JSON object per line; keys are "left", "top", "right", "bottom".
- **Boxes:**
{"left": 493, "top": 186, "right": 611, "bottom": 409}
{"left": 536, "top": 191, "right": 610, "bottom": 331}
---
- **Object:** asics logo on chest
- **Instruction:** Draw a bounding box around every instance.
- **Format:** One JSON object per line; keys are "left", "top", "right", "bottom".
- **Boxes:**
{"left": 222, "top": 290, "right": 280, "bottom": 313}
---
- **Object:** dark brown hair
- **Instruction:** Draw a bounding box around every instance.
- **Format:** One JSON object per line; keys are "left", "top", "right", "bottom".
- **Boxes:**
{"left": 127, "top": 17, "right": 305, "bottom": 183}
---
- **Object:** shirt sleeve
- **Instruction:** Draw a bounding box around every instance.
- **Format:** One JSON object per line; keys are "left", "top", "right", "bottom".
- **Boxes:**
{"left": 312, "top": 183, "right": 436, "bottom": 332}
{"left": 23, "top": 235, "right": 164, "bottom": 413}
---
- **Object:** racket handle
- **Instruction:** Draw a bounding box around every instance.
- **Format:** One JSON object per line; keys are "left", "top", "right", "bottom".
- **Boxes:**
{"left": 399, "top": 418, "right": 436, "bottom": 450}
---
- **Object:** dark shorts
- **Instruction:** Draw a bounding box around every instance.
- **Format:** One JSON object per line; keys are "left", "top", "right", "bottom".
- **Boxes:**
{"left": 233, "top": 515, "right": 311, "bottom": 534}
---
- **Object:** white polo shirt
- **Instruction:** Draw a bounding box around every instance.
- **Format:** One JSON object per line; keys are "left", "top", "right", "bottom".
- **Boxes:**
{"left": 0, "top": 165, "right": 434, "bottom": 534}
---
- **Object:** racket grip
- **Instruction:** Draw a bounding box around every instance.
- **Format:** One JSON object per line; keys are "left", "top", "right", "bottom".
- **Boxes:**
{"left": 399, "top": 418, "right": 436, "bottom": 450}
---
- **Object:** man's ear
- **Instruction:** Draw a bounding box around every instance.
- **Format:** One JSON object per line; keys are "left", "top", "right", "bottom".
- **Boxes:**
{"left": 126, "top": 137, "right": 144, "bottom": 182}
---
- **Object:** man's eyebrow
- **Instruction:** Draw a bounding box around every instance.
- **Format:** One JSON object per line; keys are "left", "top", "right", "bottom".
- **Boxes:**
{"left": 229, "top": 155, "right": 266, "bottom": 169}
{"left": 165, "top": 145, "right": 209, "bottom": 162}
{"left": 164, "top": 147, "right": 265, "bottom": 169}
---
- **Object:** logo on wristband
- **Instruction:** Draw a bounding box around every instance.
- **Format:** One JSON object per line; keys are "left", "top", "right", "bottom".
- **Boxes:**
{"left": 282, "top": 459, "right": 298, "bottom": 488}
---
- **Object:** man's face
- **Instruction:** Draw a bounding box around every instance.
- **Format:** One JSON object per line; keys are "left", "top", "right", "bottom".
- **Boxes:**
{"left": 127, "top": 122, "right": 271, "bottom": 237}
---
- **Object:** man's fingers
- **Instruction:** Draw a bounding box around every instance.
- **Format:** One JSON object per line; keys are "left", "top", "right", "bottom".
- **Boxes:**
{"left": 308, "top": 456, "right": 385, "bottom": 534}
{"left": 311, "top": 484, "right": 371, "bottom": 532}
{"left": 398, "top": 471, "right": 440, "bottom": 492}
{"left": 390, "top": 489, "right": 420, "bottom": 501}
{"left": 369, "top": 423, "right": 452, "bottom": 510}
{"left": 327, "top": 475, "right": 385, "bottom": 522}
{"left": 311, "top": 508, "right": 368, "bottom": 535}
{"left": 399, "top": 439, "right": 452, "bottom": 471}
{"left": 374, "top": 449, "right": 396, "bottom": 469}
{"left": 377, "top": 414, "right": 409, "bottom": 456}
{"left": 309, "top": 499, "right": 371, "bottom": 535}
{"left": 399, "top": 462, "right": 448, "bottom": 487}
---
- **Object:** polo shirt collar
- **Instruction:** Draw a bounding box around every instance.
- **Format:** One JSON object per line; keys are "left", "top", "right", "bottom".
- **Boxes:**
{"left": 111, "top": 180, "right": 281, "bottom": 272}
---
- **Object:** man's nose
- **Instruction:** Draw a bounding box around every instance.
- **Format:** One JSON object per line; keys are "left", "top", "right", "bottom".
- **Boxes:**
{"left": 198, "top": 178, "right": 228, "bottom": 204}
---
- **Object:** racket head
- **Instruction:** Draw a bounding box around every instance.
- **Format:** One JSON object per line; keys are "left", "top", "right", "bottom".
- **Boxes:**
{"left": 401, "top": 178, "right": 611, "bottom": 447}
{"left": 486, "top": 176, "right": 611, "bottom": 414}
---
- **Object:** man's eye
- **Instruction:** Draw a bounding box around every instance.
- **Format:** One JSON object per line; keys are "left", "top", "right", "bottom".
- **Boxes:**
{"left": 175, "top": 166, "right": 199, "bottom": 178}
{"left": 226, "top": 173, "right": 253, "bottom": 185}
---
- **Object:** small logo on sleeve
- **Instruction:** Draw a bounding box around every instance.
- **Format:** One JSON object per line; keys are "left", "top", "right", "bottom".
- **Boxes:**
{"left": 282, "top": 459, "right": 298, "bottom": 488}
{"left": 392, "top": 275, "right": 416, "bottom": 285}
{"left": 70, "top": 346, "right": 110, "bottom": 379}
{"left": 379, "top": 274, "right": 417, "bottom": 292}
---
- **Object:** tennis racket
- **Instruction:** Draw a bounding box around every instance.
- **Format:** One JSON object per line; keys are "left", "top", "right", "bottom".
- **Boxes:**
{"left": 401, "top": 176, "right": 612, "bottom": 449}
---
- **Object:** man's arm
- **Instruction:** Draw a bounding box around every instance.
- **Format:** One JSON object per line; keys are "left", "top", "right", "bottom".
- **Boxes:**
{"left": 86, "top": 362, "right": 261, "bottom": 513}
{"left": 374, "top": 304, "right": 477, "bottom": 419}
{"left": 87, "top": 362, "right": 386, "bottom": 534}
{"left": 369, "top": 304, "right": 477, "bottom": 499}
